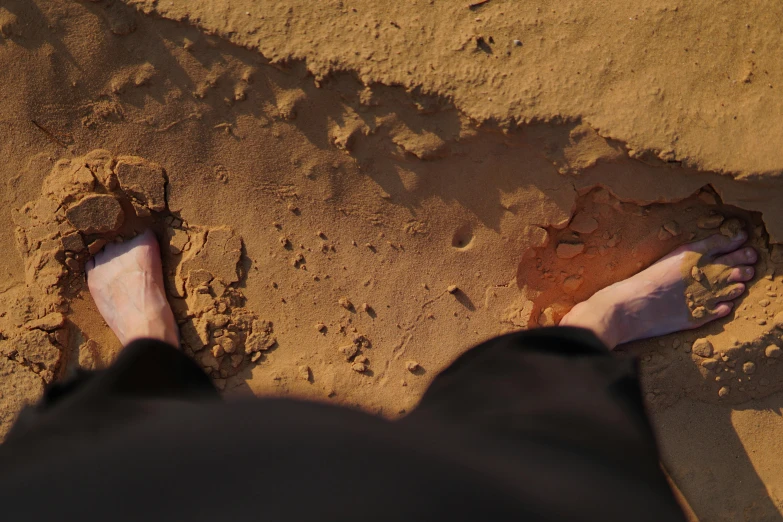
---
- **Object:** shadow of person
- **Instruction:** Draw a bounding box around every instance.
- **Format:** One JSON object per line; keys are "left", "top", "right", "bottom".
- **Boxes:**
{"left": 653, "top": 396, "right": 783, "bottom": 522}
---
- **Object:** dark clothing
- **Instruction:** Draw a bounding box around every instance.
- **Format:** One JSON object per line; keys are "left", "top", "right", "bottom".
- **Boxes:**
{"left": 0, "top": 327, "right": 686, "bottom": 521}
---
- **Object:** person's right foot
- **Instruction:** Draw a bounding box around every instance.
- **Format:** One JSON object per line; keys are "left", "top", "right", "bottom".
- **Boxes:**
{"left": 560, "top": 229, "right": 757, "bottom": 349}
{"left": 86, "top": 229, "right": 180, "bottom": 347}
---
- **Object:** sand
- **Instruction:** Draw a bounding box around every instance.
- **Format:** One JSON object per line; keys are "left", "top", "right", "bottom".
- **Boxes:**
{"left": 1, "top": 0, "right": 783, "bottom": 519}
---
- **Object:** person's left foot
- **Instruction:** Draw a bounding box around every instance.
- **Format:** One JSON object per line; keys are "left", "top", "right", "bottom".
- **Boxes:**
{"left": 86, "top": 230, "right": 179, "bottom": 347}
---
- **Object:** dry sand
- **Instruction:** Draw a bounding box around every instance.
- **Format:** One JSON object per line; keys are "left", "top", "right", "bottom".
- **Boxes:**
{"left": 2, "top": 1, "right": 783, "bottom": 519}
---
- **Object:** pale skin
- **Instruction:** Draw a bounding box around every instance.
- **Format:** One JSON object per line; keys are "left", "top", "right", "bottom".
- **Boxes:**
{"left": 86, "top": 228, "right": 757, "bottom": 351}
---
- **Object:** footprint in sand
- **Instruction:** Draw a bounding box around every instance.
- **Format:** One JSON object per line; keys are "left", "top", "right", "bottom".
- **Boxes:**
{"left": 11, "top": 150, "right": 276, "bottom": 391}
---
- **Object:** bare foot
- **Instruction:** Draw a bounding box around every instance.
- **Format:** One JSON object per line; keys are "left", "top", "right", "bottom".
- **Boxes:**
{"left": 86, "top": 229, "right": 179, "bottom": 347}
{"left": 560, "top": 230, "right": 757, "bottom": 349}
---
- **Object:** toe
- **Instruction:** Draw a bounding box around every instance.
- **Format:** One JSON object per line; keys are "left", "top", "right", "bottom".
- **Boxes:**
{"left": 726, "top": 266, "right": 755, "bottom": 283}
{"left": 716, "top": 282, "right": 747, "bottom": 302}
{"left": 714, "top": 247, "right": 757, "bottom": 267}
{"left": 710, "top": 301, "right": 735, "bottom": 319}
{"left": 692, "top": 231, "right": 747, "bottom": 256}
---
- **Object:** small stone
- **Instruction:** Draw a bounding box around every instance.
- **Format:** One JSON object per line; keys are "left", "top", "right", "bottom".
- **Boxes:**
{"left": 773, "top": 312, "right": 783, "bottom": 328}
{"left": 287, "top": 203, "right": 299, "bottom": 213}
{"left": 219, "top": 336, "right": 236, "bottom": 354}
{"left": 250, "top": 352, "right": 262, "bottom": 363}
{"left": 353, "top": 334, "right": 371, "bottom": 349}
{"left": 692, "top": 338, "right": 714, "bottom": 358}
{"left": 663, "top": 221, "right": 682, "bottom": 236}
{"left": 691, "top": 266, "right": 703, "bottom": 282}
{"left": 338, "top": 297, "right": 353, "bottom": 309}
{"left": 697, "top": 213, "right": 725, "bottom": 229}
{"left": 351, "top": 362, "right": 367, "bottom": 373}
{"left": 355, "top": 355, "right": 369, "bottom": 364}
{"left": 229, "top": 354, "right": 243, "bottom": 368}
{"left": 569, "top": 213, "right": 599, "bottom": 234}
{"left": 538, "top": 307, "right": 556, "bottom": 327}
{"left": 406, "top": 360, "right": 420, "bottom": 372}
{"left": 65, "top": 194, "right": 124, "bottom": 234}
{"left": 513, "top": 39, "right": 522, "bottom": 46}
{"left": 211, "top": 345, "right": 224, "bottom": 358}
{"left": 757, "top": 318, "right": 767, "bottom": 326}
{"left": 114, "top": 156, "right": 167, "bottom": 211}
{"left": 691, "top": 306, "right": 707, "bottom": 319}
{"left": 765, "top": 345, "right": 781, "bottom": 358}
{"left": 65, "top": 257, "right": 80, "bottom": 272}
{"left": 279, "top": 236, "right": 290, "bottom": 247}
{"left": 360, "top": 303, "right": 371, "bottom": 313}
{"left": 759, "top": 299, "right": 771, "bottom": 307}
{"left": 742, "top": 361, "right": 756, "bottom": 374}
{"left": 672, "top": 338, "right": 682, "bottom": 349}
{"left": 339, "top": 344, "right": 359, "bottom": 360}
{"left": 720, "top": 218, "right": 744, "bottom": 239}
{"left": 88, "top": 238, "right": 108, "bottom": 255}
{"left": 61, "top": 232, "right": 86, "bottom": 252}
{"left": 556, "top": 242, "right": 585, "bottom": 259}
{"left": 657, "top": 227, "right": 672, "bottom": 241}
{"left": 446, "top": 285, "right": 459, "bottom": 294}
{"left": 315, "top": 322, "right": 326, "bottom": 332}
{"left": 299, "top": 365, "right": 311, "bottom": 381}
{"left": 718, "top": 386, "right": 730, "bottom": 398}
{"left": 701, "top": 359, "right": 719, "bottom": 371}
{"left": 562, "top": 276, "right": 583, "bottom": 294}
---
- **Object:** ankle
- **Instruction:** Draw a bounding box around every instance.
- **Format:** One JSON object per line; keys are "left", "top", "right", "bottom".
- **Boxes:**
{"left": 560, "top": 293, "right": 625, "bottom": 349}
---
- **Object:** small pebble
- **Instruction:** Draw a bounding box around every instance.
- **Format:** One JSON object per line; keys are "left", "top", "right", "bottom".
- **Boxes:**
{"left": 351, "top": 362, "right": 368, "bottom": 373}
{"left": 742, "top": 361, "right": 756, "bottom": 374}
{"left": 718, "top": 386, "right": 730, "bottom": 398}
{"left": 447, "top": 285, "right": 459, "bottom": 294}
{"left": 697, "top": 213, "right": 725, "bottom": 229}
{"left": 692, "top": 338, "right": 713, "bottom": 358}
{"left": 406, "top": 360, "right": 420, "bottom": 372}
{"left": 556, "top": 242, "right": 585, "bottom": 259}
{"left": 513, "top": 39, "right": 522, "bottom": 46}
{"left": 663, "top": 221, "right": 682, "bottom": 236}
{"left": 315, "top": 322, "right": 326, "bottom": 332}
{"left": 339, "top": 344, "right": 359, "bottom": 360}
{"left": 691, "top": 306, "right": 707, "bottom": 319}
{"left": 765, "top": 344, "right": 781, "bottom": 358}
{"left": 338, "top": 297, "right": 353, "bottom": 309}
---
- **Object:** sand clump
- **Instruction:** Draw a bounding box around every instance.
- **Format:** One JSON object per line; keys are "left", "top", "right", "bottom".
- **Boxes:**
{"left": 11, "top": 150, "right": 280, "bottom": 391}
